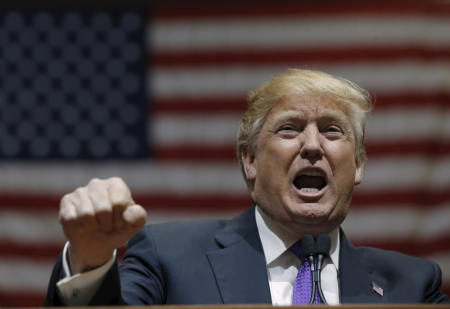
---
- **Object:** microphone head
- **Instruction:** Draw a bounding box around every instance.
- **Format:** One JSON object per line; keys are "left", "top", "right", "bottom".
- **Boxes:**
{"left": 300, "top": 234, "right": 316, "bottom": 257}
{"left": 316, "top": 234, "right": 331, "bottom": 256}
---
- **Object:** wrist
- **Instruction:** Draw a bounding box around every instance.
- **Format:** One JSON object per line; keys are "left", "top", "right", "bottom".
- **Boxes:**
{"left": 67, "top": 243, "right": 114, "bottom": 274}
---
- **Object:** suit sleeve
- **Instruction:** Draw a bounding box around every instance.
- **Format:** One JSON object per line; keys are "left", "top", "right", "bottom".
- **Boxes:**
{"left": 43, "top": 254, "right": 66, "bottom": 306}
{"left": 44, "top": 228, "right": 166, "bottom": 306}
{"left": 117, "top": 227, "right": 166, "bottom": 304}
{"left": 43, "top": 254, "right": 123, "bottom": 306}
{"left": 425, "top": 261, "right": 449, "bottom": 303}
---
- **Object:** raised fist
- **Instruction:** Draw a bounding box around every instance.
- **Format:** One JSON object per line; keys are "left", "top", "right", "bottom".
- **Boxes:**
{"left": 59, "top": 177, "right": 147, "bottom": 274}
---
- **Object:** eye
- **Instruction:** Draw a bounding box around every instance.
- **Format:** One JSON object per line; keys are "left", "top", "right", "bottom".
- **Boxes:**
{"left": 277, "top": 125, "right": 300, "bottom": 138}
{"left": 322, "top": 124, "right": 344, "bottom": 137}
{"left": 325, "top": 125, "right": 341, "bottom": 133}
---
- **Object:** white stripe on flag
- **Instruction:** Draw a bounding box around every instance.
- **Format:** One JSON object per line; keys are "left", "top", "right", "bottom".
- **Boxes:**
{"left": 0, "top": 158, "right": 448, "bottom": 194}
{"left": 152, "top": 113, "right": 241, "bottom": 146}
{"left": 0, "top": 258, "right": 53, "bottom": 292}
{"left": 359, "top": 156, "right": 450, "bottom": 190}
{"left": 344, "top": 204, "right": 450, "bottom": 241}
{"left": 151, "top": 108, "right": 450, "bottom": 146}
{"left": 152, "top": 17, "right": 450, "bottom": 50}
{"left": 1, "top": 205, "right": 449, "bottom": 247}
{"left": 366, "top": 108, "right": 450, "bottom": 141}
{"left": 152, "top": 62, "right": 450, "bottom": 98}
{"left": 428, "top": 251, "right": 450, "bottom": 284}
{"left": 0, "top": 210, "right": 63, "bottom": 244}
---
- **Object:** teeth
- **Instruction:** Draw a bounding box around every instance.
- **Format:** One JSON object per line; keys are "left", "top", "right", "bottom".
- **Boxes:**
{"left": 300, "top": 170, "right": 323, "bottom": 177}
{"left": 300, "top": 188, "right": 320, "bottom": 193}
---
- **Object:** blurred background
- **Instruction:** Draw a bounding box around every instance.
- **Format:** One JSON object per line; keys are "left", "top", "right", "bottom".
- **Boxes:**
{"left": 0, "top": 0, "right": 449, "bottom": 306}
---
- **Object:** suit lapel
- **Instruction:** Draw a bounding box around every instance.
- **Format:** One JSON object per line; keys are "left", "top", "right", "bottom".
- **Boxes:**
{"left": 206, "top": 212, "right": 390, "bottom": 304}
{"left": 339, "top": 230, "right": 388, "bottom": 303}
{"left": 206, "top": 206, "right": 272, "bottom": 304}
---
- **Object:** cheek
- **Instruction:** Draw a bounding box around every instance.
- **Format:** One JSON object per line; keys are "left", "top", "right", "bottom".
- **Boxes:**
{"left": 254, "top": 143, "right": 297, "bottom": 192}
{"left": 328, "top": 143, "right": 357, "bottom": 176}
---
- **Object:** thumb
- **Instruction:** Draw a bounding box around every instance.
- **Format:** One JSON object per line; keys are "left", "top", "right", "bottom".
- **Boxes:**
{"left": 123, "top": 204, "right": 147, "bottom": 228}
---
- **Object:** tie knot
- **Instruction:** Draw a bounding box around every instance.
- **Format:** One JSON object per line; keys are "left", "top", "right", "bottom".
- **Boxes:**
{"left": 289, "top": 240, "right": 305, "bottom": 261}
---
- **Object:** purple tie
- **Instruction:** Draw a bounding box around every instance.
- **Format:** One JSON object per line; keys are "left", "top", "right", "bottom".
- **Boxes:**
{"left": 290, "top": 242, "right": 321, "bottom": 305}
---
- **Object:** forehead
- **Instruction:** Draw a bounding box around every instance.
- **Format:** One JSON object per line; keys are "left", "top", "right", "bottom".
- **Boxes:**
{"left": 266, "top": 94, "right": 351, "bottom": 122}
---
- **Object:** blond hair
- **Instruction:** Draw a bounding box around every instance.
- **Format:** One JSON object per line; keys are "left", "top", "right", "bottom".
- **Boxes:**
{"left": 237, "top": 68, "right": 373, "bottom": 188}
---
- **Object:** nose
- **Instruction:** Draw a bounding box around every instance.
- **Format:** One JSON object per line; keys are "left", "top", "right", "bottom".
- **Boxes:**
{"left": 299, "top": 124, "right": 324, "bottom": 162}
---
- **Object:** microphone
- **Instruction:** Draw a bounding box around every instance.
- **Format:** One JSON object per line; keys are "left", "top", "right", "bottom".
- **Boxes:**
{"left": 300, "top": 235, "right": 317, "bottom": 305}
{"left": 315, "top": 235, "right": 331, "bottom": 304}
{"left": 299, "top": 234, "right": 331, "bottom": 305}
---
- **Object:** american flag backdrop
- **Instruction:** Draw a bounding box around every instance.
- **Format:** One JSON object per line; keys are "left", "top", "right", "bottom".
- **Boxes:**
{"left": 0, "top": 0, "right": 449, "bottom": 306}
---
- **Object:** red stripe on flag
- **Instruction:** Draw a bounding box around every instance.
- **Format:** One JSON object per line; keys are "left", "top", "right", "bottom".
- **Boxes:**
{"left": 366, "top": 141, "right": 450, "bottom": 158}
{"left": 154, "top": 98, "right": 246, "bottom": 114}
{"left": 352, "top": 235, "right": 450, "bottom": 258}
{"left": 154, "top": 145, "right": 237, "bottom": 162}
{"left": 373, "top": 92, "right": 450, "bottom": 109}
{"left": 1, "top": 190, "right": 447, "bottom": 211}
{"left": 0, "top": 291, "right": 45, "bottom": 307}
{"left": 0, "top": 193, "right": 252, "bottom": 211}
{"left": 153, "top": 47, "right": 450, "bottom": 67}
{"left": 444, "top": 285, "right": 450, "bottom": 299}
{"left": 153, "top": 141, "right": 450, "bottom": 162}
{"left": 352, "top": 190, "right": 450, "bottom": 207}
{"left": 0, "top": 195, "right": 60, "bottom": 210}
{"left": 136, "top": 191, "right": 449, "bottom": 210}
{"left": 154, "top": 1, "right": 450, "bottom": 19}
{"left": 153, "top": 92, "right": 450, "bottom": 114}
{"left": 0, "top": 242, "right": 61, "bottom": 261}
{"left": 1, "top": 233, "right": 449, "bottom": 261}
{"left": 0, "top": 242, "right": 126, "bottom": 262}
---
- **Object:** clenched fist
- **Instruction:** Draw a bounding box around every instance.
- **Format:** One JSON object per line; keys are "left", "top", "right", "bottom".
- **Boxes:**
{"left": 59, "top": 177, "right": 147, "bottom": 274}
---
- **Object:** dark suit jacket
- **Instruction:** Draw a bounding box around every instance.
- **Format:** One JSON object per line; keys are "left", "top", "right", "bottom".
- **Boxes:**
{"left": 45, "top": 206, "right": 449, "bottom": 305}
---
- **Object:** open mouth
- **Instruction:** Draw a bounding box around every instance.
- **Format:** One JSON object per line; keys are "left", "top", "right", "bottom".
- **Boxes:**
{"left": 293, "top": 170, "right": 327, "bottom": 194}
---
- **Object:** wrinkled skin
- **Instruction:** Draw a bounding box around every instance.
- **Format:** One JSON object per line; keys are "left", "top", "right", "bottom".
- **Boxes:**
{"left": 242, "top": 94, "right": 364, "bottom": 238}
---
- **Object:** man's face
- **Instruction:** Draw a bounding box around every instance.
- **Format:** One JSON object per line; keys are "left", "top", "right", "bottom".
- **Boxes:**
{"left": 242, "top": 94, "right": 364, "bottom": 237}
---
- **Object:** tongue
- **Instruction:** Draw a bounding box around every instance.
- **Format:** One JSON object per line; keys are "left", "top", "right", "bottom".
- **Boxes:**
{"left": 294, "top": 175, "right": 325, "bottom": 192}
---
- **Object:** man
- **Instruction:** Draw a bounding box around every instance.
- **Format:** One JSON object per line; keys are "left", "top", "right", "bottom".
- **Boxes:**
{"left": 45, "top": 69, "right": 449, "bottom": 305}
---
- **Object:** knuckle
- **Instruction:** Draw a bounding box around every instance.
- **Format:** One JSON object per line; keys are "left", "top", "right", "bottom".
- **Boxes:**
{"left": 58, "top": 208, "right": 76, "bottom": 225}
{"left": 109, "top": 176, "right": 124, "bottom": 186}
{"left": 95, "top": 203, "right": 112, "bottom": 214}
{"left": 77, "top": 206, "right": 94, "bottom": 218}
{"left": 88, "top": 177, "right": 102, "bottom": 186}
{"left": 58, "top": 210, "right": 69, "bottom": 223}
{"left": 110, "top": 177, "right": 129, "bottom": 191}
{"left": 60, "top": 193, "right": 72, "bottom": 206}
{"left": 108, "top": 178, "right": 132, "bottom": 205}
{"left": 74, "top": 187, "right": 85, "bottom": 196}
{"left": 109, "top": 176, "right": 123, "bottom": 183}
{"left": 111, "top": 194, "right": 129, "bottom": 206}
{"left": 73, "top": 188, "right": 87, "bottom": 202}
{"left": 87, "top": 187, "right": 108, "bottom": 206}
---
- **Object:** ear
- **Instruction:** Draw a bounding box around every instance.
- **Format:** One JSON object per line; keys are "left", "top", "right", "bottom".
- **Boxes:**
{"left": 241, "top": 147, "right": 257, "bottom": 181}
{"left": 354, "top": 159, "right": 365, "bottom": 185}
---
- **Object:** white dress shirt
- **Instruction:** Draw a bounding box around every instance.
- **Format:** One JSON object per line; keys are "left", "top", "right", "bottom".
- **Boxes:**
{"left": 58, "top": 206, "right": 340, "bottom": 305}
{"left": 57, "top": 242, "right": 116, "bottom": 306}
{"left": 255, "top": 206, "right": 340, "bottom": 305}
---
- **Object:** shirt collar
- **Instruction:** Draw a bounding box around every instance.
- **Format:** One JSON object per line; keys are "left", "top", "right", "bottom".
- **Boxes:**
{"left": 255, "top": 205, "right": 340, "bottom": 269}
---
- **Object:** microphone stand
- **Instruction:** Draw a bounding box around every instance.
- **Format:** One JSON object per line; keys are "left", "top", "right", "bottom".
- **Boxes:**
{"left": 315, "top": 234, "right": 331, "bottom": 304}
{"left": 315, "top": 253, "right": 327, "bottom": 304}
{"left": 301, "top": 234, "right": 330, "bottom": 305}
{"left": 300, "top": 235, "right": 317, "bottom": 305}
{"left": 306, "top": 254, "right": 317, "bottom": 305}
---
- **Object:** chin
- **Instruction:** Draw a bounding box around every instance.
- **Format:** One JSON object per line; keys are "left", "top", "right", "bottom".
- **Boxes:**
{"left": 289, "top": 199, "right": 331, "bottom": 217}
{"left": 289, "top": 202, "right": 342, "bottom": 228}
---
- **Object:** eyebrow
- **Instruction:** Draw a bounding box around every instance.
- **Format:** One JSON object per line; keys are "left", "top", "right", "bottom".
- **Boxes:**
{"left": 318, "top": 108, "right": 348, "bottom": 120}
{"left": 271, "top": 109, "right": 350, "bottom": 125}
{"left": 271, "top": 111, "right": 306, "bottom": 124}
{"left": 318, "top": 110, "right": 354, "bottom": 137}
